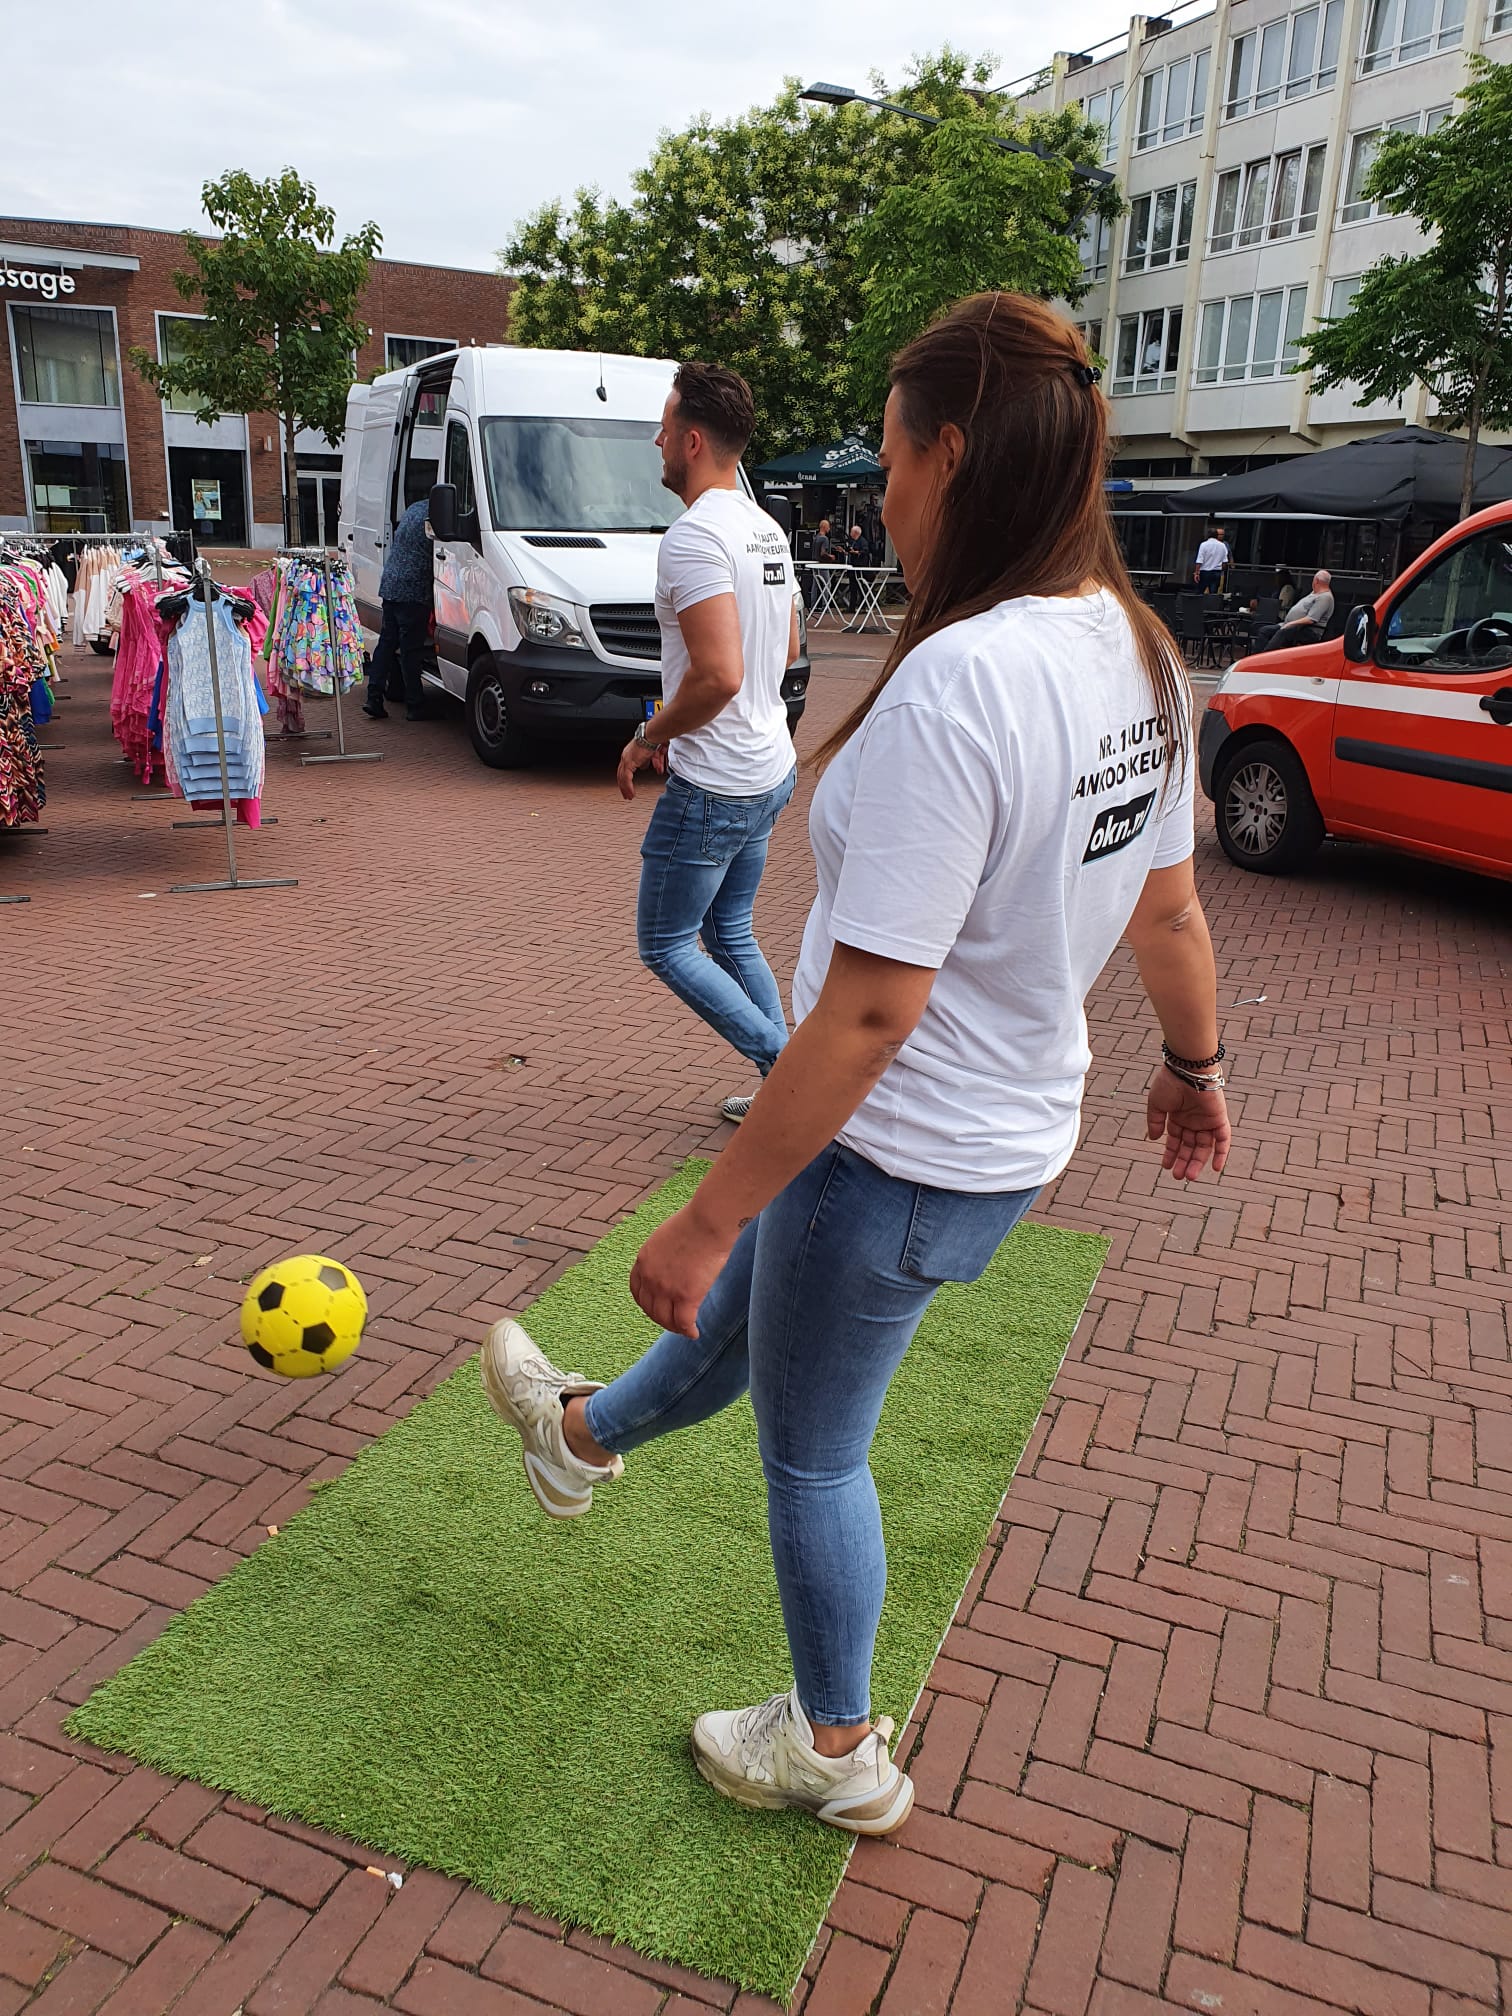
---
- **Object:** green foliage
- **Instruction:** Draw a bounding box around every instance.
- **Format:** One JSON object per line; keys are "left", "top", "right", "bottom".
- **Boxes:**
{"left": 501, "top": 51, "right": 1118, "bottom": 464}
{"left": 1298, "top": 58, "right": 1512, "bottom": 517}
{"left": 130, "top": 169, "right": 380, "bottom": 534}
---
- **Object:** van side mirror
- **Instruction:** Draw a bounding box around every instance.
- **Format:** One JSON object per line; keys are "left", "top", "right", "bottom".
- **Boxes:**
{"left": 763, "top": 492, "right": 793, "bottom": 539}
{"left": 428, "top": 483, "right": 459, "bottom": 544}
{"left": 1343, "top": 604, "right": 1377, "bottom": 664}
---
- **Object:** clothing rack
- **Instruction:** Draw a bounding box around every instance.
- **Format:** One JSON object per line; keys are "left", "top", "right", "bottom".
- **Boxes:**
{"left": 168, "top": 560, "right": 297, "bottom": 896}
{"left": 277, "top": 547, "right": 380, "bottom": 766}
{"left": 0, "top": 542, "right": 66, "bottom": 899}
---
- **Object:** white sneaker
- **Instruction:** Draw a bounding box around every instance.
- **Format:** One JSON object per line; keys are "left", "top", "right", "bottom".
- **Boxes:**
{"left": 691, "top": 1687, "right": 914, "bottom": 1836}
{"left": 479, "top": 1319, "right": 623, "bottom": 1520}
{"left": 720, "top": 1091, "right": 756, "bottom": 1123}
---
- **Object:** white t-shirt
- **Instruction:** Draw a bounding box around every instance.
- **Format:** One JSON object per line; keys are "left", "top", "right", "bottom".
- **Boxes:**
{"left": 790, "top": 589, "right": 1196, "bottom": 1193}
{"left": 655, "top": 488, "right": 797, "bottom": 796}
{"left": 1195, "top": 538, "right": 1230, "bottom": 572}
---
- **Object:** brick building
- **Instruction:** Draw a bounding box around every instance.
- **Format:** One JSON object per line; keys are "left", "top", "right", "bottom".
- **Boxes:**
{"left": 0, "top": 215, "right": 513, "bottom": 547}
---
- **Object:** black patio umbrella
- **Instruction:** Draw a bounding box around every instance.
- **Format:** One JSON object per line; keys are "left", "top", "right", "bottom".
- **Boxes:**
{"left": 754, "top": 434, "right": 883, "bottom": 482}
{"left": 1163, "top": 427, "right": 1512, "bottom": 522}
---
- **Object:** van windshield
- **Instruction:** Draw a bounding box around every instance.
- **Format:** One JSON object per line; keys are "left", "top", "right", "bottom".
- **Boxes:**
{"left": 479, "top": 416, "right": 672, "bottom": 533}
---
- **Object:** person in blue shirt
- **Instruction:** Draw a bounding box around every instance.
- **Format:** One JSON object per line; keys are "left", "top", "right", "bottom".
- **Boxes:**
{"left": 364, "top": 498, "right": 435, "bottom": 720}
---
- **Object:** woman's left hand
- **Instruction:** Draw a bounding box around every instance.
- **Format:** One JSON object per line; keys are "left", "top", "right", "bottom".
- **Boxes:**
{"left": 630, "top": 1202, "right": 738, "bottom": 1338}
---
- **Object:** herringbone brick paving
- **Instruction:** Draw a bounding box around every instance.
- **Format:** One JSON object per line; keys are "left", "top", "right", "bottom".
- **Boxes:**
{"left": 1, "top": 632, "right": 1508, "bottom": 2013}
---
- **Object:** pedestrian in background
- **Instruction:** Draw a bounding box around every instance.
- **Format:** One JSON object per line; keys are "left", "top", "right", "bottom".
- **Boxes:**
{"left": 1193, "top": 525, "right": 1230, "bottom": 593}
{"left": 364, "top": 497, "right": 435, "bottom": 721}
{"left": 616, "top": 360, "right": 801, "bottom": 1125}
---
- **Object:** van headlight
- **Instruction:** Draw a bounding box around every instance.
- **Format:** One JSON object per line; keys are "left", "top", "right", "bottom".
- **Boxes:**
{"left": 509, "top": 588, "right": 588, "bottom": 650}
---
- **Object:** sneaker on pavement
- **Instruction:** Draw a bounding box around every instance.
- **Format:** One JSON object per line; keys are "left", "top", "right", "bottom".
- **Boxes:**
{"left": 479, "top": 1318, "right": 623, "bottom": 1520}
{"left": 719, "top": 1091, "right": 756, "bottom": 1124}
{"left": 691, "top": 1687, "right": 914, "bottom": 1836}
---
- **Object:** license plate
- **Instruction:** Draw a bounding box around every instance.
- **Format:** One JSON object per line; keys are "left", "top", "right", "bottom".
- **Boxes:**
{"left": 644, "top": 699, "right": 663, "bottom": 720}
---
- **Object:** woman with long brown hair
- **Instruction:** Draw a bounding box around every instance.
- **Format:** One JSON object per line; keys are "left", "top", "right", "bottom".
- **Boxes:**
{"left": 482, "top": 293, "right": 1231, "bottom": 1837}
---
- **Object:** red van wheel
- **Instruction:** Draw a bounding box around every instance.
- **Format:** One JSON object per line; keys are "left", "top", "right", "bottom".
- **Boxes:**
{"left": 1214, "top": 738, "right": 1324, "bottom": 874}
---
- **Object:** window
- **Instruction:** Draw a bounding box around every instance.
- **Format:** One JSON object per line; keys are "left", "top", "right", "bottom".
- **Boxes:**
{"left": 1196, "top": 287, "right": 1309, "bottom": 382}
{"left": 444, "top": 420, "right": 476, "bottom": 518}
{"left": 1360, "top": 0, "right": 1464, "bottom": 69}
{"left": 479, "top": 416, "right": 672, "bottom": 532}
{"left": 1080, "top": 85, "right": 1126, "bottom": 163}
{"left": 1077, "top": 319, "right": 1105, "bottom": 355}
{"left": 1340, "top": 107, "right": 1450, "bottom": 221}
{"left": 1226, "top": 3, "right": 1342, "bottom": 117}
{"left": 1379, "top": 527, "right": 1512, "bottom": 674}
{"left": 10, "top": 305, "right": 120, "bottom": 406}
{"left": 1078, "top": 211, "right": 1113, "bottom": 281}
{"left": 1124, "top": 181, "right": 1198, "bottom": 271}
{"left": 1112, "top": 306, "right": 1183, "bottom": 394}
{"left": 1327, "top": 275, "right": 1362, "bottom": 318}
{"left": 1135, "top": 51, "right": 1209, "bottom": 149}
{"left": 25, "top": 439, "right": 129, "bottom": 531}
{"left": 1210, "top": 145, "right": 1327, "bottom": 250}
{"left": 386, "top": 334, "right": 456, "bottom": 370}
{"left": 1493, "top": 0, "right": 1511, "bottom": 32}
{"left": 157, "top": 314, "right": 213, "bottom": 417}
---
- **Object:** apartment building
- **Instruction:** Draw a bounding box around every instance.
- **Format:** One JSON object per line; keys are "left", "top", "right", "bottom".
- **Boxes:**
{"left": 1013, "top": 0, "right": 1509, "bottom": 565}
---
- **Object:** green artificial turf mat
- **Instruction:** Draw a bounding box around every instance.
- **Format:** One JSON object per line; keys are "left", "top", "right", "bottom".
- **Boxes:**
{"left": 71, "top": 1159, "right": 1105, "bottom": 2000}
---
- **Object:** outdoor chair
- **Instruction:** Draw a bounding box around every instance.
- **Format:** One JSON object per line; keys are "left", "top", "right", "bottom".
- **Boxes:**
{"left": 1173, "top": 597, "right": 1206, "bottom": 666}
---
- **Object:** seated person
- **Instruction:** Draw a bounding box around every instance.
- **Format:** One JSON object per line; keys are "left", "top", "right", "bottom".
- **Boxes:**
{"left": 1254, "top": 570, "right": 1334, "bottom": 653}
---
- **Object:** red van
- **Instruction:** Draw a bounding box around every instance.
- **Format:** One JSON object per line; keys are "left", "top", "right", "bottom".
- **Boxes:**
{"left": 1198, "top": 501, "right": 1512, "bottom": 881}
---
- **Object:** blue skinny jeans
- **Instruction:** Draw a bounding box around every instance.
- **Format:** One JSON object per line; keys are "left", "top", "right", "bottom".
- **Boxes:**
{"left": 585, "top": 1143, "right": 1039, "bottom": 1725}
{"left": 637, "top": 768, "right": 795, "bottom": 1075}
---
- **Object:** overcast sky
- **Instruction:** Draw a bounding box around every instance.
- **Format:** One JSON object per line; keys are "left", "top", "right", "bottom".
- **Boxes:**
{"left": 1, "top": 0, "right": 1126, "bottom": 272}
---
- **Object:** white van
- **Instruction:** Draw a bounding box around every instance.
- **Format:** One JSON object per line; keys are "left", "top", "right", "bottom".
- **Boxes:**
{"left": 338, "top": 346, "right": 810, "bottom": 767}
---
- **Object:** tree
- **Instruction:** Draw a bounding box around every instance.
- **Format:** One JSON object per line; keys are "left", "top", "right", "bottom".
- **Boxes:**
{"left": 501, "top": 51, "right": 1117, "bottom": 465}
{"left": 131, "top": 169, "right": 381, "bottom": 542}
{"left": 848, "top": 114, "right": 1102, "bottom": 412}
{"left": 1297, "top": 57, "right": 1512, "bottom": 521}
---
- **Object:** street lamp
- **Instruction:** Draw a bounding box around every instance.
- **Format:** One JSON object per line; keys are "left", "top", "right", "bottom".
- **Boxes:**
{"left": 798, "top": 81, "right": 1113, "bottom": 187}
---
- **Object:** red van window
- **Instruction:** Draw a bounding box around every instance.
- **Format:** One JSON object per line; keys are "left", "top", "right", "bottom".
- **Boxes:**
{"left": 1380, "top": 527, "right": 1512, "bottom": 676}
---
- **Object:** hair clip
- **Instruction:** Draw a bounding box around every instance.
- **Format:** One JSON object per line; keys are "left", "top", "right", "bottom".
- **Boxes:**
{"left": 1072, "top": 362, "right": 1102, "bottom": 388}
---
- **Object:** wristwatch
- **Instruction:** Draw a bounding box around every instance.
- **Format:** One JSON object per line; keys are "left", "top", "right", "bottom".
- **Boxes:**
{"left": 633, "top": 718, "right": 659, "bottom": 751}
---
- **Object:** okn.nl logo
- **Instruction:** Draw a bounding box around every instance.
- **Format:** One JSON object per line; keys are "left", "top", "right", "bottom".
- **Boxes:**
{"left": 1083, "top": 788, "right": 1157, "bottom": 863}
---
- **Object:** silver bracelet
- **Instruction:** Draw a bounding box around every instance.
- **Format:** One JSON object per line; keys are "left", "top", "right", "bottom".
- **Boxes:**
{"left": 1166, "top": 1062, "right": 1226, "bottom": 1092}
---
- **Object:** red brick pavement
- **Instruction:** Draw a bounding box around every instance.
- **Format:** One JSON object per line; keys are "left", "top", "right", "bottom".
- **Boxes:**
{"left": 1, "top": 631, "right": 1509, "bottom": 2012}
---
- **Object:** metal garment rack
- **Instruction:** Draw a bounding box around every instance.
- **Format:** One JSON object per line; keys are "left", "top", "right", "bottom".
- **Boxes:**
{"left": 170, "top": 560, "right": 297, "bottom": 896}
{"left": 277, "top": 547, "right": 380, "bottom": 765}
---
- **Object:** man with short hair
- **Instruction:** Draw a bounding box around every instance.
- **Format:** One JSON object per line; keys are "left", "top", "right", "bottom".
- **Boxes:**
{"left": 618, "top": 361, "right": 801, "bottom": 1124}
{"left": 364, "top": 496, "right": 435, "bottom": 721}
{"left": 1193, "top": 525, "right": 1230, "bottom": 593}
{"left": 843, "top": 522, "right": 868, "bottom": 611}
{"left": 1255, "top": 569, "right": 1334, "bottom": 652}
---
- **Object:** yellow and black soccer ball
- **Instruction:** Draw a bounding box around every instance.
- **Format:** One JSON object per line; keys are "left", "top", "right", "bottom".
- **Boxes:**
{"left": 240, "top": 1255, "right": 366, "bottom": 1378}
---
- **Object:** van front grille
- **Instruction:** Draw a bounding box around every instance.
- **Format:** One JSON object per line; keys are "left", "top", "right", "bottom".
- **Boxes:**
{"left": 590, "top": 603, "right": 661, "bottom": 662}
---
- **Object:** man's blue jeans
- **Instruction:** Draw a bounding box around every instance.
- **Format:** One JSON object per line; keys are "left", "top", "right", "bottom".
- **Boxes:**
{"left": 584, "top": 1143, "right": 1039, "bottom": 1725}
{"left": 637, "top": 768, "right": 796, "bottom": 1074}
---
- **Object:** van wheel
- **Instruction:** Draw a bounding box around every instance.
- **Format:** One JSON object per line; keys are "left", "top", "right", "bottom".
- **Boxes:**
{"left": 467, "top": 660, "right": 533, "bottom": 769}
{"left": 1214, "top": 738, "right": 1324, "bottom": 873}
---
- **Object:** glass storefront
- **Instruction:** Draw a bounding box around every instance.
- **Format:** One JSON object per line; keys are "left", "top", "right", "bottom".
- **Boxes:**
{"left": 167, "top": 445, "right": 248, "bottom": 546}
{"left": 25, "top": 440, "right": 130, "bottom": 532}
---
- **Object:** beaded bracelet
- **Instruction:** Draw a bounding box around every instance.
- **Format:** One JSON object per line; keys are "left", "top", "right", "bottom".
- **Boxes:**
{"left": 1163, "top": 1040, "right": 1226, "bottom": 1073}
